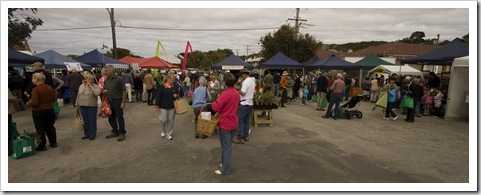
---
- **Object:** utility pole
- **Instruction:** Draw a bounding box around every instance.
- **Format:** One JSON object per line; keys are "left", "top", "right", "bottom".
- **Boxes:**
{"left": 107, "top": 8, "right": 118, "bottom": 59}
{"left": 288, "top": 8, "right": 307, "bottom": 34}
{"left": 246, "top": 45, "right": 250, "bottom": 60}
{"left": 236, "top": 49, "right": 239, "bottom": 56}
{"left": 437, "top": 34, "right": 440, "bottom": 45}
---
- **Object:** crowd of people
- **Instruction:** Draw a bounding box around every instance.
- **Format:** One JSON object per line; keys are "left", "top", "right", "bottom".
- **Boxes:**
{"left": 8, "top": 62, "right": 448, "bottom": 175}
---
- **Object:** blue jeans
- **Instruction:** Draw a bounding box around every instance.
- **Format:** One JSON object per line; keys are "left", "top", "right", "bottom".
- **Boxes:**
{"left": 325, "top": 93, "right": 342, "bottom": 118}
{"left": 302, "top": 96, "right": 307, "bottom": 104}
{"left": 219, "top": 129, "right": 234, "bottom": 174}
{"left": 108, "top": 99, "right": 126, "bottom": 134}
{"left": 237, "top": 105, "right": 253, "bottom": 140}
{"left": 71, "top": 90, "right": 78, "bottom": 106}
{"left": 184, "top": 86, "right": 190, "bottom": 96}
{"left": 80, "top": 106, "right": 98, "bottom": 138}
{"left": 273, "top": 83, "right": 280, "bottom": 96}
{"left": 135, "top": 89, "right": 143, "bottom": 102}
{"left": 415, "top": 101, "right": 421, "bottom": 116}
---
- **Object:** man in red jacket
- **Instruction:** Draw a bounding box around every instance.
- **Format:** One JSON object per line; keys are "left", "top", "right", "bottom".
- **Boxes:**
{"left": 212, "top": 72, "right": 240, "bottom": 175}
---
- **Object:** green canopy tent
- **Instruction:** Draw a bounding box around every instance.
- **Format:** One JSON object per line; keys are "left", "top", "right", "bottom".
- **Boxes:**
{"left": 354, "top": 54, "right": 395, "bottom": 87}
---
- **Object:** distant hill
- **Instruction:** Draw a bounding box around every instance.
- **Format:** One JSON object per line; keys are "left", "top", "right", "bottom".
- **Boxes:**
{"left": 322, "top": 41, "right": 388, "bottom": 53}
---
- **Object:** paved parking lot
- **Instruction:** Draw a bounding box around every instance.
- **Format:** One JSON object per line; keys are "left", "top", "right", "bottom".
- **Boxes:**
{"left": 7, "top": 97, "right": 470, "bottom": 189}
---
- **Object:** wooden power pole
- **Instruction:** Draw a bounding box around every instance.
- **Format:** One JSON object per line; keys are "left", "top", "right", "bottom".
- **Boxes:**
{"left": 107, "top": 8, "right": 118, "bottom": 59}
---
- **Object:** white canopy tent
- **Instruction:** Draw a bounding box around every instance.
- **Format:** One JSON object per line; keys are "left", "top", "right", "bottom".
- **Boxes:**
{"left": 367, "top": 65, "right": 424, "bottom": 80}
{"left": 445, "top": 56, "right": 469, "bottom": 120}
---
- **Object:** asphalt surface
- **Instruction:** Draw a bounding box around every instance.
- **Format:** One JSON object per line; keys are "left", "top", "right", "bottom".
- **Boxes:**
{"left": 7, "top": 96, "right": 469, "bottom": 185}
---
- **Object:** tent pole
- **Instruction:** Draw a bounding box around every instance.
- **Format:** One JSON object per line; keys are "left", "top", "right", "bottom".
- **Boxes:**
{"left": 359, "top": 69, "right": 362, "bottom": 87}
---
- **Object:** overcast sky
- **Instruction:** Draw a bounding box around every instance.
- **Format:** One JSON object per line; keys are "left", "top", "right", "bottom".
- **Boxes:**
{"left": 11, "top": 2, "right": 470, "bottom": 60}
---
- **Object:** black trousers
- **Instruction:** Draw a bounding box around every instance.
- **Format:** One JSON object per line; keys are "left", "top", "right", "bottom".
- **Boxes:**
{"left": 385, "top": 102, "right": 397, "bottom": 118}
{"left": 147, "top": 88, "right": 155, "bottom": 104}
{"left": 32, "top": 109, "right": 57, "bottom": 147}
{"left": 280, "top": 88, "right": 287, "bottom": 106}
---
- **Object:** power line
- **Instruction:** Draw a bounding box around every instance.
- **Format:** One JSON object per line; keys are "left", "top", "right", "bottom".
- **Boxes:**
{"left": 36, "top": 26, "right": 110, "bottom": 31}
{"left": 118, "top": 25, "right": 277, "bottom": 31}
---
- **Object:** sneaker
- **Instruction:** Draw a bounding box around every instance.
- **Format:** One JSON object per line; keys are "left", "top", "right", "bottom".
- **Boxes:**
{"left": 383, "top": 116, "right": 389, "bottom": 120}
{"left": 49, "top": 143, "right": 58, "bottom": 148}
{"left": 244, "top": 137, "right": 249, "bottom": 142}
{"left": 200, "top": 135, "right": 208, "bottom": 139}
{"left": 214, "top": 170, "right": 223, "bottom": 175}
{"left": 106, "top": 133, "right": 120, "bottom": 139}
{"left": 220, "top": 164, "right": 222, "bottom": 168}
{"left": 36, "top": 146, "right": 47, "bottom": 151}
{"left": 393, "top": 116, "right": 398, "bottom": 121}
{"left": 161, "top": 132, "right": 166, "bottom": 138}
{"left": 167, "top": 136, "right": 173, "bottom": 140}
{"left": 117, "top": 134, "right": 126, "bottom": 141}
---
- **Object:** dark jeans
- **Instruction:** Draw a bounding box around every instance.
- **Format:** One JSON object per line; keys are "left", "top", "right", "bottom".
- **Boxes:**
{"left": 135, "top": 88, "right": 143, "bottom": 102}
{"left": 324, "top": 92, "right": 342, "bottom": 118}
{"left": 280, "top": 88, "right": 287, "bottom": 106}
{"left": 80, "top": 106, "right": 98, "bottom": 138}
{"left": 385, "top": 102, "right": 397, "bottom": 118}
{"left": 108, "top": 99, "right": 126, "bottom": 134}
{"left": 71, "top": 90, "right": 78, "bottom": 106}
{"left": 237, "top": 105, "right": 253, "bottom": 140}
{"left": 263, "top": 86, "right": 272, "bottom": 93}
{"left": 344, "top": 85, "right": 351, "bottom": 101}
{"left": 32, "top": 109, "right": 57, "bottom": 147}
{"left": 147, "top": 88, "right": 155, "bottom": 104}
{"left": 8, "top": 114, "right": 13, "bottom": 153}
{"left": 219, "top": 129, "right": 234, "bottom": 174}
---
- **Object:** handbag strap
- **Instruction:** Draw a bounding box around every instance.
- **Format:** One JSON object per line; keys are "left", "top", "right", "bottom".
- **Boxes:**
{"left": 205, "top": 87, "right": 209, "bottom": 102}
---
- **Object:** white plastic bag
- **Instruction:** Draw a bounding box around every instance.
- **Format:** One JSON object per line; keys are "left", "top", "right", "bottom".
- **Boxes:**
{"left": 57, "top": 98, "right": 64, "bottom": 107}
{"left": 200, "top": 112, "right": 212, "bottom": 120}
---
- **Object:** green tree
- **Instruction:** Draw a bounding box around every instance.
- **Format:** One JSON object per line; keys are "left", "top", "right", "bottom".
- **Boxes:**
{"left": 259, "top": 24, "right": 319, "bottom": 63}
{"left": 8, "top": 8, "right": 43, "bottom": 49}
{"left": 462, "top": 34, "right": 469, "bottom": 43}
{"left": 178, "top": 49, "right": 233, "bottom": 70}
{"left": 105, "top": 47, "right": 142, "bottom": 59}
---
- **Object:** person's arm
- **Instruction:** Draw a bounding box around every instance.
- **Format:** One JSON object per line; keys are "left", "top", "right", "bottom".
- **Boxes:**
{"left": 211, "top": 92, "right": 224, "bottom": 113}
{"left": 92, "top": 84, "right": 101, "bottom": 96}
{"left": 26, "top": 88, "right": 40, "bottom": 107}
{"left": 52, "top": 76, "right": 64, "bottom": 91}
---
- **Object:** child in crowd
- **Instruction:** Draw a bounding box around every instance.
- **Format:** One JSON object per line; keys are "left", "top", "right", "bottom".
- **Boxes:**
{"left": 422, "top": 90, "right": 434, "bottom": 116}
{"left": 301, "top": 84, "right": 309, "bottom": 105}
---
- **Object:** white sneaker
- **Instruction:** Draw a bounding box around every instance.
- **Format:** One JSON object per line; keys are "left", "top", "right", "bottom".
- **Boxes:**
{"left": 214, "top": 170, "right": 222, "bottom": 175}
{"left": 220, "top": 164, "right": 222, "bottom": 168}
{"left": 167, "top": 136, "right": 173, "bottom": 140}
{"left": 161, "top": 132, "right": 166, "bottom": 138}
{"left": 383, "top": 117, "right": 389, "bottom": 120}
{"left": 392, "top": 116, "right": 398, "bottom": 121}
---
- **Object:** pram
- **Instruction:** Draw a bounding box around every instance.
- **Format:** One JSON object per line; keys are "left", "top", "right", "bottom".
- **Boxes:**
{"left": 331, "top": 95, "right": 363, "bottom": 119}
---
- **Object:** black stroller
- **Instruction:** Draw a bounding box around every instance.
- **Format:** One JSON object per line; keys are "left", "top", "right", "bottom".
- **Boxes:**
{"left": 330, "top": 95, "right": 363, "bottom": 119}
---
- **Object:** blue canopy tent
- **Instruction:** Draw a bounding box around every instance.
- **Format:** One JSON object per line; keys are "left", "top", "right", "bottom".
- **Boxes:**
{"left": 211, "top": 54, "right": 253, "bottom": 70}
{"left": 305, "top": 54, "right": 361, "bottom": 70}
{"left": 8, "top": 48, "right": 45, "bottom": 65}
{"left": 260, "top": 52, "right": 302, "bottom": 69}
{"left": 401, "top": 38, "right": 469, "bottom": 66}
{"left": 36, "top": 49, "right": 92, "bottom": 70}
{"left": 74, "top": 49, "right": 128, "bottom": 68}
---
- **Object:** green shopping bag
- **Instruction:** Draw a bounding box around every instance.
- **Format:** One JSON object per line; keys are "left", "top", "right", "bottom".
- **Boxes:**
{"left": 53, "top": 102, "right": 60, "bottom": 114}
{"left": 321, "top": 97, "right": 328, "bottom": 109}
{"left": 312, "top": 95, "right": 318, "bottom": 102}
{"left": 400, "top": 96, "right": 414, "bottom": 109}
{"left": 11, "top": 123, "right": 36, "bottom": 159}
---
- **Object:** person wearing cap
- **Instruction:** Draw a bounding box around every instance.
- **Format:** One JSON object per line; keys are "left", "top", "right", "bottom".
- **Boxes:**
{"left": 322, "top": 73, "right": 345, "bottom": 120}
{"left": 25, "top": 62, "right": 55, "bottom": 100}
{"left": 233, "top": 68, "right": 255, "bottom": 144}
{"left": 279, "top": 71, "right": 289, "bottom": 107}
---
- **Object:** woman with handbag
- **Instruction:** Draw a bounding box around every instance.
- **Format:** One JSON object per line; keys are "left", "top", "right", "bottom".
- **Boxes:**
{"left": 404, "top": 78, "right": 422, "bottom": 123}
{"left": 192, "top": 76, "right": 211, "bottom": 139}
{"left": 154, "top": 73, "right": 179, "bottom": 140}
{"left": 76, "top": 73, "right": 101, "bottom": 140}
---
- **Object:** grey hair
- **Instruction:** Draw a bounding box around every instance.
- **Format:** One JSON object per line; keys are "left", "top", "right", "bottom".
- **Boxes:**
{"left": 199, "top": 76, "right": 207, "bottom": 86}
{"left": 412, "top": 78, "right": 419, "bottom": 84}
{"left": 32, "top": 72, "right": 46, "bottom": 82}
{"left": 103, "top": 65, "right": 115, "bottom": 71}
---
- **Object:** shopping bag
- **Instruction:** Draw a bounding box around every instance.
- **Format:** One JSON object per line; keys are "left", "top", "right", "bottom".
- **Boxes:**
{"left": 400, "top": 96, "right": 414, "bottom": 109}
{"left": 53, "top": 101, "right": 60, "bottom": 114}
{"left": 75, "top": 111, "right": 84, "bottom": 132}
{"left": 375, "top": 91, "right": 388, "bottom": 108}
{"left": 174, "top": 98, "right": 188, "bottom": 115}
{"left": 57, "top": 98, "right": 64, "bottom": 107}
{"left": 312, "top": 95, "right": 318, "bottom": 102}
{"left": 11, "top": 123, "right": 36, "bottom": 159}
{"left": 321, "top": 97, "right": 328, "bottom": 109}
{"left": 100, "top": 95, "right": 112, "bottom": 118}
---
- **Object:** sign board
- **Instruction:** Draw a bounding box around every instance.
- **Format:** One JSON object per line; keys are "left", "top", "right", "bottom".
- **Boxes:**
{"left": 132, "top": 63, "right": 139, "bottom": 71}
{"left": 107, "top": 64, "right": 130, "bottom": 69}
{"left": 64, "top": 62, "right": 83, "bottom": 71}
{"left": 373, "top": 68, "right": 386, "bottom": 74}
{"left": 222, "top": 65, "right": 244, "bottom": 70}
